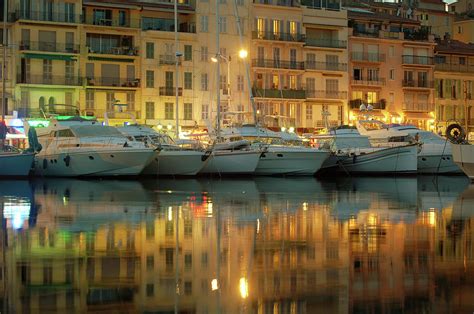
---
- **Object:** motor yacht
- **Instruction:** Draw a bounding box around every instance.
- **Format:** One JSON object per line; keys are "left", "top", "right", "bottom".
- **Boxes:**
{"left": 356, "top": 120, "right": 462, "bottom": 174}
{"left": 219, "top": 124, "right": 330, "bottom": 175}
{"left": 0, "top": 145, "right": 35, "bottom": 176}
{"left": 32, "top": 117, "right": 155, "bottom": 177}
{"left": 310, "top": 126, "right": 418, "bottom": 174}
{"left": 117, "top": 125, "right": 207, "bottom": 176}
{"left": 451, "top": 142, "right": 474, "bottom": 180}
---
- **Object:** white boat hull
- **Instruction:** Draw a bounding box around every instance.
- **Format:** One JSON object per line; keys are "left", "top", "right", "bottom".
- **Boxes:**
{"left": 417, "top": 144, "right": 462, "bottom": 174}
{"left": 324, "top": 145, "right": 418, "bottom": 174}
{"left": 34, "top": 149, "right": 155, "bottom": 177}
{"left": 452, "top": 143, "right": 474, "bottom": 180}
{"left": 256, "top": 148, "right": 330, "bottom": 175}
{"left": 0, "top": 153, "right": 34, "bottom": 176}
{"left": 143, "top": 150, "right": 206, "bottom": 176}
{"left": 199, "top": 150, "right": 260, "bottom": 175}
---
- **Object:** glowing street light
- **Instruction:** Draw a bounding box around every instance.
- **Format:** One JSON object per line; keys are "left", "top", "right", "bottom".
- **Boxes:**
{"left": 239, "top": 277, "right": 249, "bottom": 299}
{"left": 238, "top": 49, "right": 248, "bottom": 59}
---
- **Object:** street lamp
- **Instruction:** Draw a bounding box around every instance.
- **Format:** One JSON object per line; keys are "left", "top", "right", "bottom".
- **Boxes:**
{"left": 211, "top": 50, "right": 248, "bottom": 114}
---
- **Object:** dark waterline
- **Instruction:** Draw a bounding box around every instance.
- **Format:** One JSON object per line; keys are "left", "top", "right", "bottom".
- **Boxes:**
{"left": 0, "top": 176, "right": 473, "bottom": 313}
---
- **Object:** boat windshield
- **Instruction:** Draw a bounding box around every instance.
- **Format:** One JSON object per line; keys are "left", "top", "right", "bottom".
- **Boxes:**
{"left": 70, "top": 125, "right": 125, "bottom": 138}
{"left": 150, "top": 134, "right": 176, "bottom": 145}
{"left": 359, "top": 121, "right": 385, "bottom": 131}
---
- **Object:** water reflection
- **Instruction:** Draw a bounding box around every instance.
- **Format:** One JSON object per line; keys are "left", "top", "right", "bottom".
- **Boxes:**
{"left": 0, "top": 176, "right": 472, "bottom": 313}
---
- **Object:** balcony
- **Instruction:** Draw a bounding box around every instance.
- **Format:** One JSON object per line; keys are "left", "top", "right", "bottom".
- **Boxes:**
{"left": 83, "top": 15, "right": 141, "bottom": 28}
{"left": 142, "top": 18, "right": 196, "bottom": 33}
{"left": 159, "top": 55, "right": 182, "bottom": 65}
{"left": 252, "top": 31, "right": 305, "bottom": 43}
{"left": 402, "top": 103, "right": 434, "bottom": 112}
{"left": 305, "top": 61, "right": 346, "bottom": 71}
{"left": 351, "top": 78, "right": 386, "bottom": 86}
{"left": 349, "top": 99, "right": 386, "bottom": 110}
{"left": 17, "top": 74, "right": 82, "bottom": 86}
{"left": 435, "top": 63, "right": 474, "bottom": 73}
{"left": 251, "top": 59, "right": 304, "bottom": 70}
{"left": 86, "top": 77, "right": 140, "bottom": 88}
{"left": 19, "top": 41, "right": 80, "bottom": 54}
{"left": 306, "top": 90, "right": 347, "bottom": 99}
{"left": 402, "top": 80, "right": 434, "bottom": 88}
{"left": 252, "top": 88, "right": 306, "bottom": 99}
{"left": 253, "top": 0, "right": 300, "bottom": 7}
{"left": 159, "top": 87, "right": 183, "bottom": 96}
{"left": 301, "top": 0, "right": 341, "bottom": 10}
{"left": 351, "top": 52, "right": 385, "bottom": 63}
{"left": 403, "top": 30, "right": 432, "bottom": 42}
{"left": 15, "top": 10, "right": 81, "bottom": 24}
{"left": 352, "top": 28, "right": 380, "bottom": 38}
{"left": 402, "top": 55, "right": 434, "bottom": 66}
{"left": 87, "top": 46, "right": 139, "bottom": 56}
{"left": 305, "top": 38, "right": 347, "bottom": 49}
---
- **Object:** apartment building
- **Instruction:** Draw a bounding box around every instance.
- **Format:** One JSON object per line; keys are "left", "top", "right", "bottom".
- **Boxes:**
{"left": 348, "top": 9, "right": 436, "bottom": 130}
{"left": 434, "top": 39, "right": 474, "bottom": 134}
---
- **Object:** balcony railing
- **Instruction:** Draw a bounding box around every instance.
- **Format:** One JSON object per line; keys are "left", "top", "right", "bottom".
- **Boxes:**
{"left": 402, "top": 55, "right": 434, "bottom": 65}
{"left": 305, "top": 38, "right": 347, "bottom": 49}
{"left": 306, "top": 90, "right": 347, "bottom": 99}
{"left": 142, "top": 21, "right": 196, "bottom": 33}
{"left": 351, "top": 78, "right": 386, "bottom": 86}
{"left": 159, "top": 55, "right": 182, "bottom": 65}
{"left": 19, "top": 41, "right": 80, "bottom": 54}
{"left": 353, "top": 28, "right": 380, "bottom": 38}
{"left": 15, "top": 10, "right": 81, "bottom": 23}
{"left": 252, "top": 88, "right": 306, "bottom": 99}
{"left": 402, "top": 80, "right": 434, "bottom": 88}
{"left": 159, "top": 87, "right": 183, "bottom": 96}
{"left": 87, "top": 46, "right": 139, "bottom": 56}
{"left": 305, "top": 61, "right": 346, "bottom": 71}
{"left": 252, "top": 31, "right": 305, "bottom": 42}
{"left": 402, "top": 103, "right": 434, "bottom": 112}
{"left": 351, "top": 52, "right": 385, "bottom": 62}
{"left": 83, "top": 15, "right": 141, "bottom": 28}
{"left": 435, "top": 63, "right": 474, "bottom": 73}
{"left": 17, "top": 74, "right": 82, "bottom": 86}
{"left": 301, "top": 0, "right": 341, "bottom": 10}
{"left": 349, "top": 100, "right": 386, "bottom": 110}
{"left": 404, "top": 30, "right": 431, "bottom": 42}
{"left": 253, "top": 0, "right": 300, "bottom": 7}
{"left": 252, "top": 59, "right": 305, "bottom": 70}
{"left": 86, "top": 77, "right": 140, "bottom": 88}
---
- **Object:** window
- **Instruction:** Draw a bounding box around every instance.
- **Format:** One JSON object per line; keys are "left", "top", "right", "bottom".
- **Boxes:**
{"left": 289, "top": 21, "right": 298, "bottom": 36}
{"left": 237, "top": 17, "right": 245, "bottom": 35}
{"left": 65, "top": 92, "right": 73, "bottom": 106}
{"left": 289, "top": 75, "right": 297, "bottom": 89}
{"left": 306, "top": 78, "right": 315, "bottom": 91}
{"left": 353, "top": 68, "right": 362, "bottom": 80}
{"left": 65, "top": 61, "right": 74, "bottom": 83}
{"left": 147, "top": 255, "right": 154, "bottom": 271}
{"left": 200, "top": 15, "right": 208, "bottom": 32}
{"left": 127, "top": 92, "right": 135, "bottom": 110}
{"left": 184, "top": 72, "right": 192, "bottom": 89}
{"left": 184, "top": 103, "right": 193, "bottom": 120}
{"left": 64, "top": 3, "right": 75, "bottom": 23}
{"left": 165, "top": 102, "right": 174, "bottom": 120}
{"left": 458, "top": 26, "right": 462, "bottom": 34}
{"left": 201, "top": 73, "right": 208, "bottom": 91}
{"left": 146, "top": 284, "right": 154, "bottom": 297}
{"left": 390, "top": 69, "right": 395, "bottom": 80}
{"left": 367, "top": 91, "right": 378, "bottom": 103}
{"left": 237, "top": 75, "right": 244, "bottom": 91}
{"left": 106, "top": 92, "right": 115, "bottom": 110}
{"left": 86, "top": 90, "right": 94, "bottom": 109}
{"left": 146, "top": 70, "right": 154, "bottom": 88}
{"left": 185, "top": 254, "right": 192, "bottom": 269}
{"left": 219, "top": 17, "right": 227, "bottom": 33}
{"left": 305, "top": 104, "right": 312, "bottom": 120}
{"left": 219, "top": 0, "right": 226, "bottom": 3}
{"left": 220, "top": 75, "right": 227, "bottom": 92}
{"left": 389, "top": 46, "right": 394, "bottom": 57}
{"left": 65, "top": 32, "right": 74, "bottom": 52}
{"left": 165, "top": 71, "right": 173, "bottom": 88}
{"left": 437, "top": 79, "right": 444, "bottom": 98}
{"left": 459, "top": 57, "right": 466, "bottom": 65}
{"left": 43, "top": 59, "right": 52, "bottom": 83}
{"left": 257, "top": 18, "right": 265, "bottom": 35}
{"left": 202, "top": 104, "right": 209, "bottom": 119}
{"left": 326, "top": 79, "right": 339, "bottom": 92}
{"left": 367, "top": 69, "right": 379, "bottom": 81}
{"left": 146, "top": 102, "right": 155, "bottom": 119}
{"left": 184, "top": 45, "right": 192, "bottom": 61}
{"left": 146, "top": 42, "right": 154, "bottom": 59}
{"left": 236, "top": 0, "right": 244, "bottom": 4}
{"left": 200, "top": 46, "right": 208, "bottom": 62}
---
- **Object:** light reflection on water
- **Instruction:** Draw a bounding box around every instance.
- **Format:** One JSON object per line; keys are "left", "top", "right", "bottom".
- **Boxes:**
{"left": 0, "top": 176, "right": 473, "bottom": 313}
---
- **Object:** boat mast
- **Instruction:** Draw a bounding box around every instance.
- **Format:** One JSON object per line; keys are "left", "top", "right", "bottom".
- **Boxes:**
{"left": 215, "top": 0, "right": 221, "bottom": 137}
{"left": 1, "top": 0, "right": 7, "bottom": 124}
{"left": 174, "top": 0, "right": 179, "bottom": 138}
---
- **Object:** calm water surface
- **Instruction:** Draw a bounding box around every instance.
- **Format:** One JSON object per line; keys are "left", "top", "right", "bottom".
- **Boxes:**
{"left": 0, "top": 176, "right": 473, "bottom": 313}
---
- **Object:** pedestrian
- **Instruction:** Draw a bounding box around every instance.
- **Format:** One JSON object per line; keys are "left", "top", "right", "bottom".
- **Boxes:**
{"left": 414, "top": 132, "right": 420, "bottom": 142}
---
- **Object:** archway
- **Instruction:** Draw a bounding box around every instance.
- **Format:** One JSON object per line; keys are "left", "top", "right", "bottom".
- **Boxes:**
{"left": 48, "top": 97, "right": 55, "bottom": 112}
{"left": 39, "top": 97, "right": 45, "bottom": 113}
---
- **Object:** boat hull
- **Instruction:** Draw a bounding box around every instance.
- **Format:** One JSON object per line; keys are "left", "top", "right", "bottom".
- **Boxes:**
{"left": 452, "top": 143, "right": 474, "bottom": 180}
{"left": 143, "top": 150, "right": 206, "bottom": 176}
{"left": 34, "top": 149, "right": 155, "bottom": 177}
{"left": 0, "top": 153, "right": 34, "bottom": 176}
{"left": 199, "top": 150, "right": 260, "bottom": 175}
{"left": 323, "top": 145, "right": 418, "bottom": 174}
{"left": 417, "top": 144, "right": 462, "bottom": 174}
{"left": 255, "top": 148, "right": 330, "bottom": 175}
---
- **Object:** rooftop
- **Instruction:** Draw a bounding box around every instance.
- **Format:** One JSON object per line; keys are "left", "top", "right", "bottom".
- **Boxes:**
{"left": 435, "top": 39, "right": 474, "bottom": 55}
{"left": 347, "top": 8, "right": 420, "bottom": 25}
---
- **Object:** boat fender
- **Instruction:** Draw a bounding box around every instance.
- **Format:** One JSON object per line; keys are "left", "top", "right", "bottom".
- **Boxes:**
{"left": 64, "top": 155, "right": 71, "bottom": 167}
{"left": 446, "top": 123, "right": 466, "bottom": 144}
{"left": 202, "top": 150, "right": 212, "bottom": 162}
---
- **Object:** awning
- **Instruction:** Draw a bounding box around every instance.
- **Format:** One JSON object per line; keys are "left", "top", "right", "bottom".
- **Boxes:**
{"left": 88, "top": 56, "right": 135, "bottom": 63}
{"left": 404, "top": 112, "right": 433, "bottom": 120}
{"left": 23, "top": 53, "right": 77, "bottom": 61}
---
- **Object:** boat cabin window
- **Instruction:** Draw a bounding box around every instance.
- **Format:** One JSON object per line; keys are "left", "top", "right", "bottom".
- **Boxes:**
{"left": 359, "top": 121, "right": 385, "bottom": 131}
{"left": 54, "top": 129, "right": 75, "bottom": 137}
{"left": 150, "top": 135, "right": 175, "bottom": 145}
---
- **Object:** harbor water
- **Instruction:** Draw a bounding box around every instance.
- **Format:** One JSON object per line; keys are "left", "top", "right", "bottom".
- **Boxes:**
{"left": 0, "top": 176, "right": 473, "bottom": 313}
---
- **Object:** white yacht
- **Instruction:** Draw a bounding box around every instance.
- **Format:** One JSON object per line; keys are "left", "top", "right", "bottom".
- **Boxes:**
{"left": 32, "top": 117, "right": 155, "bottom": 177}
{"left": 198, "top": 148, "right": 261, "bottom": 175}
{"left": 0, "top": 146, "right": 35, "bottom": 176}
{"left": 310, "top": 126, "right": 418, "bottom": 174}
{"left": 356, "top": 120, "right": 462, "bottom": 174}
{"left": 117, "top": 125, "right": 207, "bottom": 176}
{"left": 219, "top": 124, "right": 330, "bottom": 175}
{"left": 451, "top": 143, "right": 474, "bottom": 181}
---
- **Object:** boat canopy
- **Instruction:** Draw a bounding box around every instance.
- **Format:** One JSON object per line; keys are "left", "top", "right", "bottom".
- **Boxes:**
{"left": 70, "top": 125, "right": 125, "bottom": 138}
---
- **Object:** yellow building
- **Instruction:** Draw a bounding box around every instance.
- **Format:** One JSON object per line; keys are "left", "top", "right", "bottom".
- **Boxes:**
{"left": 434, "top": 38, "right": 474, "bottom": 135}
{"left": 348, "top": 10, "right": 436, "bottom": 130}
{"left": 453, "top": 17, "right": 474, "bottom": 44}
